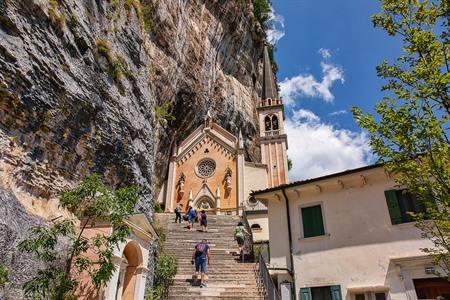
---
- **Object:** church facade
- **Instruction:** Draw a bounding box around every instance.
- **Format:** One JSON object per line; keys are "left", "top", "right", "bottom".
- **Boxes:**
{"left": 159, "top": 46, "right": 288, "bottom": 225}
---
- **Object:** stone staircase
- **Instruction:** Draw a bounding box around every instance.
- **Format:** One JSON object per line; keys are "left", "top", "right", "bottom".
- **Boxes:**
{"left": 155, "top": 213, "right": 265, "bottom": 300}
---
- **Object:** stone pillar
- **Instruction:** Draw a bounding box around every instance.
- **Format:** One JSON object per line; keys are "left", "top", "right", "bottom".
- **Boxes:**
{"left": 236, "top": 151, "right": 245, "bottom": 215}
{"left": 103, "top": 256, "right": 123, "bottom": 300}
{"left": 133, "top": 267, "right": 149, "bottom": 300}
{"left": 166, "top": 158, "right": 177, "bottom": 212}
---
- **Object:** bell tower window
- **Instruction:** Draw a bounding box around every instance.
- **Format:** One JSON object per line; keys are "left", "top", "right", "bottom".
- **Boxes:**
{"left": 264, "top": 114, "right": 280, "bottom": 137}
{"left": 272, "top": 115, "right": 279, "bottom": 130}
{"left": 265, "top": 116, "right": 272, "bottom": 131}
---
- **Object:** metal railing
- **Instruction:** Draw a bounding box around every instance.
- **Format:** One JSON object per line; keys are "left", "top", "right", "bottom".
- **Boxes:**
{"left": 258, "top": 254, "right": 281, "bottom": 300}
{"left": 241, "top": 208, "right": 254, "bottom": 263}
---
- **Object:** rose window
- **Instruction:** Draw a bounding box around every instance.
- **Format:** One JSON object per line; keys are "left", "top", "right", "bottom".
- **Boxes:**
{"left": 197, "top": 159, "right": 216, "bottom": 178}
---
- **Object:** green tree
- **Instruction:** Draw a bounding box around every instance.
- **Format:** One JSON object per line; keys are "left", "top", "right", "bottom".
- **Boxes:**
{"left": 352, "top": 0, "right": 449, "bottom": 278}
{"left": 19, "top": 174, "right": 139, "bottom": 299}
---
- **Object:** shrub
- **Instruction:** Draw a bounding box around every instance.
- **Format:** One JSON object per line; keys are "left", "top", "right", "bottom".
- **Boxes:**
{"left": 155, "top": 102, "right": 175, "bottom": 123}
{"left": 252, "top": 0, "right": 271, "bottom": 30}
{"left": 48, "top": 8, "right": 65, "bottom": 31}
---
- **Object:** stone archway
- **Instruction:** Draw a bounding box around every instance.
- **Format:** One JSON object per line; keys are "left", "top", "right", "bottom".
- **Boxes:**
{"left": 194, "top": 196, "right": 215, "bottom": 210}
{"left": 118, "top": 241, "right": 143, "bottom": 300}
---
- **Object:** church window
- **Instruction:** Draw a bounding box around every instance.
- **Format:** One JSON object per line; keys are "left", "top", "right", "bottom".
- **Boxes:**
{"left": 248, "top": 196, "right": 258, "bottom": 206}
{"left": 204, "top": 148, "right": 209, "bottom": 153}
{"left": 265, "top": 116, "right": 272, "bottom": 131}
{"left": 272, "top": 115, "right": 279, "bottom": 130}
{"left": 196, "top": 159, "right": 216, "bottom": 178}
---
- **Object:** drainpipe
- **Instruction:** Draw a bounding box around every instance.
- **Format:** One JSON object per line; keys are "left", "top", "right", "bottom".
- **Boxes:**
{"left": 281, "top": 188, "right": 297, "bottom": 300}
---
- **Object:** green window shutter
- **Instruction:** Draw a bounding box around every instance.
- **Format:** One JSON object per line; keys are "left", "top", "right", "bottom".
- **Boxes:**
{"left": 300, "top": 288, "right": 312, "bottom": 300}
{"left": 384, "top": 190, "right": 403, "bottom": 224}
{"left": 301, "top": 205, "right": 325, "bottom": 238}
{"left": 330, "top": 285, "right": 342, "bottom": 300}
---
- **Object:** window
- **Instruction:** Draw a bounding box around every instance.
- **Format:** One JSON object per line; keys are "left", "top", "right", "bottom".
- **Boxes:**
{"left": 384, "top": 189, "right": 425, "bottom": 224}
{"left": 265, "top": 116, "right": 272, "bottom": 131}
{"left": 301, "top": 205, "right": 325, "bottom": 238}
{"left": 375, "top": 293, "right": 386, "bottom": 300}
{"left": 272, "top": 115, "right": 279, "bottom": 130}
{"left": 300, "top": 285, "right": 342, "bottom": 300}
{"left": 251, "top": 224, "right": 262, "bottom": 232}
{"left": 196, "top": 159, "right": 216, "bottom": 178}
{"left": 352, "top": 292, "right": 387, "bottom": 300}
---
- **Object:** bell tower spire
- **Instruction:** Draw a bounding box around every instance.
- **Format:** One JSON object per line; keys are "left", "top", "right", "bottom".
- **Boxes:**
{"left": 262, "top": 45, "right": 279, "bottom": 100}
{"left": 258, "top": 45, "right": 289, "bottom": 187}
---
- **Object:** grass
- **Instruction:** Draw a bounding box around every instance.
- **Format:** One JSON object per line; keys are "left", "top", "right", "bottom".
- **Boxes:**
{"left": 96, "top": 39, "right": 112, "bottom": 60}
{"left": 155, "top": 102, "right": 175, "bottom": 123}
{"left": 96, "top": 40, "right": 131, "bottom": 96}
{"left": 48, "top": 8, "right": 65, "bottom": 31}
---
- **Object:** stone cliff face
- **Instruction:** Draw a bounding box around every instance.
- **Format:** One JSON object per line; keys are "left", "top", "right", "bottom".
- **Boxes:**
{"left": 0, "top": 0, "right": 265, "bottom": 297}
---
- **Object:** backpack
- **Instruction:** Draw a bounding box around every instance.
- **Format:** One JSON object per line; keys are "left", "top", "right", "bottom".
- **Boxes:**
{"left": 235, "top": 226, "right": 244, "bottom": 238}
{"left": 195, "top": 243, "right": 207, "bottom": 257}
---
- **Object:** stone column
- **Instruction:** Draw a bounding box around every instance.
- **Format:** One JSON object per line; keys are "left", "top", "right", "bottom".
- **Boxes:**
{"left": 133, "top": 266, "right": 149, "bottom": 300}
{"left": 103, "top": 256, "right": 123, "bottom": 300}
{"left": 166, "top": 158, "right": 177, "bottom": 212}
{"left": 236, "top": 151, "right": 245, "bottom": 215}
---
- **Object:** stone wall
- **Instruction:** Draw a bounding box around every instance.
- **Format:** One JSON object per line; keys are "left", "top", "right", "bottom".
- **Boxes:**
{"left": 0, "top": 0, "right": 265, "bottom": 297}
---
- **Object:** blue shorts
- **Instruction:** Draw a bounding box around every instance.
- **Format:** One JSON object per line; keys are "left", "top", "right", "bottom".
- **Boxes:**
{"left": 195, "top": 256, "right": 207, "bottom": 273}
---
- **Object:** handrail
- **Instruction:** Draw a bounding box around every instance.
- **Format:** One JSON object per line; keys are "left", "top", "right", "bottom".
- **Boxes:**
{"left": 241, "top": 208, "right": 254, "bottom": 263}
{"left": 258, "top": 254, "right": 281, "bottom": 300}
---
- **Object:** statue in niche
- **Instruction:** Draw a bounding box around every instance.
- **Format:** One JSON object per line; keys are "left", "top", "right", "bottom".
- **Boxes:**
{"left": 225, "top": 168, "right": 232, "bottom": 192}
{"left": 204, "top": 110, "right": 212, "bottom": 128}
{"left": 178, "top": 173, "right": 186, "bottom": 197}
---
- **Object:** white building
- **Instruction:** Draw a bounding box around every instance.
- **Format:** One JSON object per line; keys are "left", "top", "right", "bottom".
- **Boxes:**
{"left": 252, "top": 164, "right": 450, "bottom": 300}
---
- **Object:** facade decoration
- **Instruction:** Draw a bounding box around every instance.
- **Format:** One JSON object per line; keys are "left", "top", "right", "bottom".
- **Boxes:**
{"left": 225, "top": 167, "right": 232, "bottom": 193}
{"left": 178, "top": 173, "right": 185, "bottom": 197}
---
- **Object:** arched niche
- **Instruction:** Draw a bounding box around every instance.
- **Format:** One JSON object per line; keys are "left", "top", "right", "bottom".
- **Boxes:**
{"left": 120, "top": 241, "right": 143, "bottom": 300}
{"left": 194, "top": 196, "right": 215, "bottom": 210}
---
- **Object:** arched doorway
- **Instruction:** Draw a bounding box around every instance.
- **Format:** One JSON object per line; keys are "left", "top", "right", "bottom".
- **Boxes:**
{"left": 118, "top": 241, "right": 143, "bottom": 300}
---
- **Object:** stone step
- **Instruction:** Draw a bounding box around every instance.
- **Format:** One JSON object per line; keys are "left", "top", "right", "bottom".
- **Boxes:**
{"left": 155, "top": 213, "right": 263, "bottom": 299}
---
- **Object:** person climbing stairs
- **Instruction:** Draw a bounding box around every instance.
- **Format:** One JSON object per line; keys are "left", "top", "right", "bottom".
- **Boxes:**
{"left": 155, "top": 213, "right": 265, "bottom": 299}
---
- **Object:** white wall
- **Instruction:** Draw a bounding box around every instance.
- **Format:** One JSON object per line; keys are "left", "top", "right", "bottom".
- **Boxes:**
{"left": 247, "top": 213, "right": 270, "bottom": 242}
{"left": 261, "top": 167, "right": 438, "bottom": 300}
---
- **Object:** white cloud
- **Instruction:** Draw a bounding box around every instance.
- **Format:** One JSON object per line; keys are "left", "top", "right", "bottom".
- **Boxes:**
{"left": 286, "top": 109, "right": 373, "bottom": 181}
{"left": 318, "top": 48, "right": 331, "bottom": 59}
{"left": 279, "top": 49, "right": 345, "bottom": 106}
{"left": 266, "top": 8, "right": 285, "bottom": 45}
{"left": 292, "top": 109, "right": 320, "bottom": 124}
{"left": 329, "top": 110, "right": 348, "bottom": 116}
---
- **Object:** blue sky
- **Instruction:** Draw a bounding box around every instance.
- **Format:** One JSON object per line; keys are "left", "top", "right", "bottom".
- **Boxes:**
{"left": 269, "top": 0, "right": 403, "bottom": 181}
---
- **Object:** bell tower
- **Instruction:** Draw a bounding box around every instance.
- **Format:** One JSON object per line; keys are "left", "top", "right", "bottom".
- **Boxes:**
{"left": 258, "top": 45, "right": 289, "bottom": 187}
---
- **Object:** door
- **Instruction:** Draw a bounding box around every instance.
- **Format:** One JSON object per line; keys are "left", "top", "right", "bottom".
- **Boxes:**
{"left": 414, "top": 278, "right": 450, "bottom": 300}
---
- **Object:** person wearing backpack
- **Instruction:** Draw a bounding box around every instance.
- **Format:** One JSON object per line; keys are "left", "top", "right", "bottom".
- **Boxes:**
{"left": 174, "top": 204, "right": 182, "bottom": 223}
{"left": 234, "top": 221, "right": 248, "bottom": 259}
{"left": 200, "top": 210, "right": 207, "bottom": 232}
{"left": 191, "top": 239, "right": 210, "bottom": 287}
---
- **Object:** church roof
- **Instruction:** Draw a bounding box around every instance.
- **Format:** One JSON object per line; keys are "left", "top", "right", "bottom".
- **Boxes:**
{"left": 262, "top": 45, "right": 278, "bottom": 100}
{"left": 174, "top": 122, "right": 240, "bottom": 163}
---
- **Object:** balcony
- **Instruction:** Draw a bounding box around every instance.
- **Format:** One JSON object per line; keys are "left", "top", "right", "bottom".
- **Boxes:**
{"left": 260, "top": 98, "right": 283, "bottom": 107}
{"left": 265, "top": 130, "right": 280, "bottom": 137}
